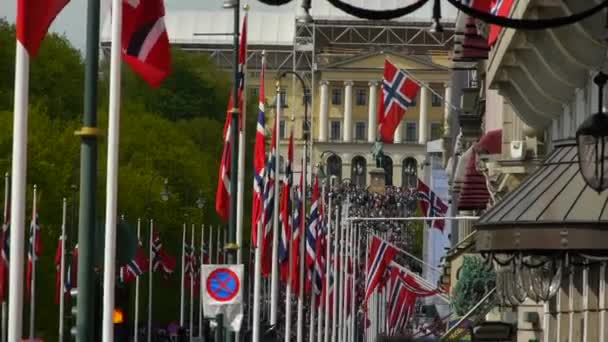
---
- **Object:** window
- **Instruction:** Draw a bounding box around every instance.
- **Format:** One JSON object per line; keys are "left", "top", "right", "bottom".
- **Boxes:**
{"left": 405, "top": 122, "right": 417, "bottom": 142}
{"left": 356, "top": 88, "right": 367, "bottom": 106}
{"left": 279, "top": 90, "right": 288, "bottom": 107}
{"left": 331, "top": 88, "right": 342, "bottom": 105}
{"left": 327, "top": 155, "right": 342, "bottom": 181}
{"left": 430, "top": 122, "right": 442, "bottom": 140}
{"left": 351, "top": 156, "right": 367, "bottom": 188}
{"left": 355, "top": 122, "right": 366, "bottom": 141}
{"left": 431, "top": 92, "right": 442, "bottom": 107}
{"left": 330, "top": 121, "right": 341, "bottom": 141}
{"left": 250, "top": 87, "right": 260, "bottom": 100}
{"left": 402, "top": 158, "right": 418, "bottom": 188}
{"left": 279, "top": 120, "right": 286, "bottom": 139}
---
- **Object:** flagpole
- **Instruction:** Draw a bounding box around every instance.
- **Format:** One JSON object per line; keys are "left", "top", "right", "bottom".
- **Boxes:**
{"left": 285, "top": 223, "right": 292, "bottom": 342}
{"left": 29, "top": 185, "right": 37, "bottom": 342}
{"left": 331, "top": 204, "right": 339, "bottom": 342}
{"left": 217, "top": 226, "right": 221, "bottom": 263}
{"left": 364, "top": 232, "right": 369, "bottom": 342}
{"left": 7, "top": 29, "right": 30, "bottom": 342}
{"left": 134, "top": 218, "right": 141, "bottom": 342}
{"left": 297, "top": 133, "right": 308, "bottom": 342}
{"left": 270, "top": 81, "right": 281, "bottom": 326}
{"left": 199, "top": 224, "right": 204, "bottom": 340}
{"left": 323, "top": 194, "right": 331, "bottom": 342}
{"left": 1, "top": 172, "right": 8, "bottom": 342}
{"left": 147, "top": 219, "right": 153, "bottom": 342}
{"left": 101, "top": 0, "right": 123, "bottom": 339}
{"left": 209, "top": 225, "right": 214, "bottom": 264}
{"left": 351, "top": 224, "right": 357, "bottom": 341}
{"left": 337, "top": 216, "right": 345, "bottom": 342}
{"left": 252, "top": 219, "right": 263, "bottom": 342}
{"left": 58, "top": 198, "right": 67, "bottom": 342}
{"left": 317, "top": 181, "right": 326, "bottom": 342}
{"left": 190, "top": 224, "right": 195, "bottom": 341}
{"left": 236, "top": 7, "right": 249, "bottom": 269}
{"left": 180, "top": 223, "right": 186, "bottom": 327}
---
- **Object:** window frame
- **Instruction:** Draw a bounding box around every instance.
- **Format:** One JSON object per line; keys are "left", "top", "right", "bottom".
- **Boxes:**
{"left": 355, "top": 88, "right": 367, "bottom": 106}
{"left": 331, "top": 88, "right": 342, "bottom": 106}
{"left": 355, "top": 121, "right": 366, "bottom": 141}
{"left": 330, "top": 120, "right": 341, "bottom": 141}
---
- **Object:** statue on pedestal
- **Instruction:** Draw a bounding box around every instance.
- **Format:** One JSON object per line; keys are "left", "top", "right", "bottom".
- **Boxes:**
{"left": 372, "top": 139, "right": 385, "bottom": 168}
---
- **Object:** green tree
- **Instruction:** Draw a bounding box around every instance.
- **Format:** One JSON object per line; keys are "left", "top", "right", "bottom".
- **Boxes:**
{"left": 452, "top": 255, "right": 496, "bottom": 316}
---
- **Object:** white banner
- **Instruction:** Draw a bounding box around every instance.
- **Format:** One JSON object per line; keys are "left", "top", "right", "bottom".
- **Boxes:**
{"left": 201, "top": 264, "right": 244, "bottom": 332}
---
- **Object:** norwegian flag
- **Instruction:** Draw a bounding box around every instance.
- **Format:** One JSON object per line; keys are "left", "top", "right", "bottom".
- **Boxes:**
{"left": 306, "top": 176, "right": 320, "bottom": 294}
{"left": 54, "top": 235, "right": 63, "bottom": 304}
{"left": 26, "top": 212, "right": 41, "bottom": 297}
{"left": 184, "top": 243, "right": 193, "bottom": 277}
{"left": 251, "top": 54, "right": 267, "bottom": 248}
{"left": 152, "top": 233, "right": 176, "bottom": 277}
{"left": 201, "top": 242, "right": 210, "bottom": 265}
{"left": 119, "top": 247, "right": 149, "bottom": 283}
{"left": 417, "top": 179, "right": 448, "bottom": 232}
{"left": 378, "top": 60, "right": 420, "bottom": 143}
{"left": 261, "top": 124, "right": 277, "bottom": 276}
{"left": 488, "top": 0, "right": 514, "bottom": 46}
{"left": 121, "top": 0, "right": 171, "bottom": 88}
{"left": 186, "top": 245, "right": 200, "bottom": 292}
{"left": 0, "top": 203, "right": 9, "bottom": 301}
{"left": 278, "top": 131, "right": 294, "bottom": 283}
{"left": 313, "top": 193, "right": 325, "bottom": 301}
{"left": 290, "top": 170, "right": 304, "bottom": 293}
{"left": 364, "top": 236, "right": 397, "bottom": 305}
{"left": 16, "top": 0, "right": 70, "bottom": 57}
{"left": 216, "top": 14, "right": 248, "bottom": 222}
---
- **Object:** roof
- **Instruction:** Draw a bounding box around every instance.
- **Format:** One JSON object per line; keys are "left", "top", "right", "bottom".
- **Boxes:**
{"left": 475, "top": 140, "right": 608, "bottom": 251}
{"left": 101, "top": 10, "right": 296, "bottom": 46}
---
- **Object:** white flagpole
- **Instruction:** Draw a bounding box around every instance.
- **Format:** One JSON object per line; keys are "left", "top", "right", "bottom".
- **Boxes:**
{"left": 297, "top": 150, "right": 307, "bottom": 342}
{"left": 353, "top": 224, "right": 359, "bottom": 339}
{"left": 331, "top": 204, "right": 339, "bottom": 342}
{"left": 58, "top": 198, "right": 67, "bottom": 342}
{"left": 101, "top": 0, "right": 123, "bottom": 339}
{"left": 323, "top": 195, "right": 332, "bottom": 342}
{"left": 147, "top": 219, "right": 154, "bottom": 342}
{"left": 285, "top": 223, "right": 292, "bottom": 342}
{"left": 337, "top": 218, "right": 345, "bottom": 342}
{"left": 180, "top": 224, "right": 186, "bottom": 326}
{"left": 1, "top": 173, "right": 7, "bottom": 342}
{"left": 351, "top": 224, "right": 357, "bottom": 341}
{"left": 364, "top": 233, "right": 369, "bottom": 342}
{"left": 7, "top": 27, "right": 30, "bottom": 342}
{"left": 29, "top": 185, "right": 37, "bottom": 342}
{"left": 190, "top": 224, "right": 195, "bottom": 341}
{"left": 252, "top": 219, "right": 263, "bottom": 342}
{"left": 216, "top": 225, "right": 221, "bottom": 263}
{"left": 270, "top": 82, "right": 282, "bottom": 326}
{"left": 317, "top": 182, "right": 326, "bottom": 342}
{"left": 199, "top": 224, "right": 204, "bottom": 339}
{"left": 134, "top": 218, "right": 141, "bottom": 342}
{"left": 209, "top": 225, "right": 214, "bottom": 264}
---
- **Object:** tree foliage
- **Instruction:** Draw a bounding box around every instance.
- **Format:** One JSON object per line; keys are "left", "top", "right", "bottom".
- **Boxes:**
{"left": 452, "top": 255, "right": 496, "bottom": 316}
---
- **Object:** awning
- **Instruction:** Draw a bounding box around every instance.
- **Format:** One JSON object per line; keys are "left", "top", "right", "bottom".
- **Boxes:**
{"left": 475, "top": 140, "right": 608, "bottom": 252}
{"left": 453, "top": 16, "right": 489, "bottom": 63}
{"left": 474, "top": 129, "right": 502, "bottom": 155}
{"left": 459, "top": 151, "right": 490, "bottom": 210}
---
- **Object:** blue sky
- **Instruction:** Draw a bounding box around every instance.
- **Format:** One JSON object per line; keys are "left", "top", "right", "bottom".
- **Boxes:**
{"left": 0, "top": 0, "right": 289, "bottom": 50}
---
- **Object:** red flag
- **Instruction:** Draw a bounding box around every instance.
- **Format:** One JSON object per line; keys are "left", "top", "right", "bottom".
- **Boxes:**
{"left": 251, "top": 55, "right": 266, "bottom": 248}
{"left": 378, "top": 60, "right": 420, "bottom": 143}
{"left": 26, "top": 213, "right": 41, "bottom": 299}
{"left": 279, "top": 132, "right": 294, "bottom": 283}
{"left": 306, "top": 177, "right": 320, "bottom": 294}
{"left": 364, "top": 236, "right": 397, "bottom": 305}
{"left": 261, "top": 124, "right": 277, "bottom": 277}
{"left": 119, "top": 246, "right": 149, "bottom": 283}
{"left": 122, "top": 0, "right": 171, "bottom": 88}
{"left": 488, "top": 0, "right": 514, "bottom": 46}
{"left": 216, "top": 14, "right": 248, "bottom": 222}
{"left": 54, "top": 236, "right": 62, "bottom": 304}
{"left": 290, "top": 170, "right": 304, "bottom": 294}
{"left": 152, "top": 233, "right": 176, "bottom": 277}
{"left": 417, "top": 179, "right": 448, "bottom": 231}
{"left": 16, "top": 0, "right": 70, "bottom": 57}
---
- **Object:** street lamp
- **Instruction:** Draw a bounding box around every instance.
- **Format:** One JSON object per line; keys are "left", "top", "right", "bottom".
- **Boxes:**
{"left": 576, "top": 72, "right": 608, "bottom": 193}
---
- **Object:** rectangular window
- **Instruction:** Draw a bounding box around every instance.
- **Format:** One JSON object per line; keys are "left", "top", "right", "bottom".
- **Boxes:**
{"left": 356, "top": 88, "right": 367, "bottom": 106}
{"left": 430, "top": 122, "right": 442, "bottom": 140}
{"left": 279, "top": 120, "right": 286, "bottom": 139}
{"left": 431, "top": 92, "right": 442, "bottom": 107}
{"left": 330, "top": 121, "right": 341, "bottom": 141}
{"left": 279, "top": 90, "right": 288, "bottom": 107}
{"left": 355, "top": 122, "right": 366, "bottom": 141}
{"left": 331, "top": 88, "right": 342, "bottom": 105}
{"left": 405, "top": 122, "right": 417, "bottom": 142}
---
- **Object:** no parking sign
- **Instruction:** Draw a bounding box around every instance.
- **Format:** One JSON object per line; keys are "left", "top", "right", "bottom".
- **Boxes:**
{"left": 201, "top": 264, "right": 244, "bottom": 332}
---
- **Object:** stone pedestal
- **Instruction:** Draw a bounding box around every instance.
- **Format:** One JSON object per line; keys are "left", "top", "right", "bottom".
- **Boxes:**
{"left": 369, "top": 167, "right": 386, "bottom": 194}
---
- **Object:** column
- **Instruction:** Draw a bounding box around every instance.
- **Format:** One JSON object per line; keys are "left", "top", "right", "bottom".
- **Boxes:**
{"left": 393, "top": 121, "right": 403, "bottom": 143}
{"left": 367, "top": 81, "right": 378, "bottom": 143}
{"left": 443, "top": 82, "right": 452, "bottom": 137}
{"left": 418, "top": 86, "right": 429, "bottom": 145}
{"left": 343, "top": 81, "right": 353, "bottom": 143}
{"left": 319, "top": 81, "right": 329, "bottom": 142}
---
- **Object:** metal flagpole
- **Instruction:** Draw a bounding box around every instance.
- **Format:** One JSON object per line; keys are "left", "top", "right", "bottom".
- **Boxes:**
{"left": 317, "top": 182, "right": 326, "bottom": 342}
{"left": 252, "top": 219, "right": 263, "bottom": 342}
{"left": 180, "top": 224, "right": 186, "bottom": 326}
{"left": 364, "top": 231, "right": 370, "bottom": 342}
{"left": 309, "top": 291, "right": 315, "bottom": 342}
{"left": 285, "top": 215, "right": 292, "bottom": 342}
{"left": 209, "top": 225, "right": 214, "bottom": 264}
{"left": 270, "top": 80, "right": 282, "bottom": 326}
{"left": 216, "top": 226, "right": 221, "bottom": 263}
{"left": 351, "top": 224, "right": 356, "bottom": 342}
{"left": 134, "top": 219, "right": 141, "bottom": 342}
{"left": 147, "top": 219, "right": 154, "bottom": 342}
{"left": 58, "top": 198, "right": 67, "bottom": 342}
{"left": 199, "top": 224, "right": 204, "bottom": 340}
{"left": 331, "top": 204, "right": 339, "bottom": 342}
{"left": 190, "top": 224, "right": 195, "bottom": 341}
{"left": 337, "top": 217, "right": 345, "bottom": 342}
{"left": 29, "top": 185, "right": 37, "bottom": 342}
{"left": 323, "top": 195, "right": 332, "bottom": 342}
{"left": 8, "top": 12, "right": 30, "bottom": 342}
{"left": 1, "top": 173, "right": 7, "bottom": 342}
{"left": 297, "top": 153, "right": 307, "bottom": 342}
{"left": 101, "top": 0, "right": 123, "bottom": 338}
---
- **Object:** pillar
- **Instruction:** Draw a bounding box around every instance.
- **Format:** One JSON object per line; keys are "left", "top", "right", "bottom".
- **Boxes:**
{"left": 319, "top": 80, "right": 329, "bottom": 142}
{"left": 394, "top": 121, "right": 403, "bottom": 143}
{"left": 368, "top": 81, "right": 378, "bottom": 143}
{"left": 443, "top": 82, "right": 452, "bottom": 137}
{"left": 419, "top": 86, "right": 429, "bottom": 145}
{"left": 343, "top": 81, "right": 353, "bottom": 143}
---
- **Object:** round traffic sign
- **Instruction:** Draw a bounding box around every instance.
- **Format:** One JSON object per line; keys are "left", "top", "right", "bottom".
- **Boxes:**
{"left": 206, "top": 268, "right": 241, "bottom": 302}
